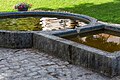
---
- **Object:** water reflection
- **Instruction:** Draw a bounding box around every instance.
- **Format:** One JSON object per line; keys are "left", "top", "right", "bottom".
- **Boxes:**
{"left": 0, "top": 17, "right": 42, "bottom": 31}
{"left": 63, "top": 33, "right": 120, "bottom": 52}
{"left": 0, "top": 17, "right": 87, "bottom": 31}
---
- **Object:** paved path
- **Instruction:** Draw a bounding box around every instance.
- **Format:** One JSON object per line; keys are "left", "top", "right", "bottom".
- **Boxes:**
{"left": 0, "top": 48, "right": 119, "bottom": 80}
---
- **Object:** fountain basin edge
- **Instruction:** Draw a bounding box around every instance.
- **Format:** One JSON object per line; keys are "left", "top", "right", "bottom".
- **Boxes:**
{"left": 33, "top": 24, "right": 120, "bottom": 77}
{"left": 0, "top": 11, "right": 97, "bottom": 25}
{"left": 1, "top": 12, "right": 120, "bottom": 77}
{"left": 0, "top": 11, "right": 97, "bottom": 48}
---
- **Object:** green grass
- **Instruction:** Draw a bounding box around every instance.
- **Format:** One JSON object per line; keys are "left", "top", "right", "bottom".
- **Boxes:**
{"left": 0, "top": 0, "right": 120, "bottom": 23}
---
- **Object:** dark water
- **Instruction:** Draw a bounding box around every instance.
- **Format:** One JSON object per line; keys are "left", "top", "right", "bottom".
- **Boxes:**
{"left": 62, "top": 30, "right": 120, "bottom": 52}
{"left": 0, "top": 17, "right": 86, "bottom": 31}
{"left": 0, "top": 17, "right": 42, "bottom": 31}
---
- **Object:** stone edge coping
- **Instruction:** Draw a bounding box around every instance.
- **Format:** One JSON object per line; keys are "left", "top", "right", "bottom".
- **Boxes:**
{"left": 34, "top": 25, "right": 116, "bottom": 58}
{"left": 0, "top": 12, "right": 120, "bottom": 77}
{"left": 98, "top": 21, "right": 120, "bottom": 27}
{"left": 0, "top": 11, "right": 98, "bottom": 37}
{"left": 48, "top": 24, "right": 120, "bottom": 58}
{"left": 33, "top": 24, "right": 120, "bottom": 77}
{"left": 33, "top": 29, "right": 118, "bottom": 77}
{"left": 0, "top": 11, "right": 97, "bottom": 49}
{"left": 39, "top": 23, "right": 104, "bottom": 35}
{"left": 0, "top": 22, "right": 120, "bottom": 58}
{"left": 0, "top": 11, "right": 97, "bottom": 26}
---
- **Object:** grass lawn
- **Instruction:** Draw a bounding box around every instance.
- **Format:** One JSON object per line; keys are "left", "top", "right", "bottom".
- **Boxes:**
{"left": 0, "top": 0, "right": 120, "bottom": 23}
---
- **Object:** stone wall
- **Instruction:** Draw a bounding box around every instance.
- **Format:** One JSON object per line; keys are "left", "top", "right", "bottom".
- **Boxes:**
{"left": 33, "top": 32, "right": 118, "bottom": 77}
{"left": 33, "top": 33, "right": 71, "bottom": 61}
{"left": 0, "top": 12, "right": 120, "bottom": 77}
{"left": 0, "top": 31, "right": 32, "bottom": 48}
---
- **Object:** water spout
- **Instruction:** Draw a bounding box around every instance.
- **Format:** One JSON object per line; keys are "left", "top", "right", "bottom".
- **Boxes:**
{"left": 75, "top": 26, "right": 81, "bottom": 40}
{"left": 75, "top": 26, "right": 80, "bottom": 34}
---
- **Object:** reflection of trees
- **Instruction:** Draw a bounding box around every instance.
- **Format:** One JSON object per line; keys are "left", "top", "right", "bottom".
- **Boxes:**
{"left": 79, "top": 34, "right": 120, "bottom": 52}
{"left": 0, "top": 17, "right": 42, "bottom": 31}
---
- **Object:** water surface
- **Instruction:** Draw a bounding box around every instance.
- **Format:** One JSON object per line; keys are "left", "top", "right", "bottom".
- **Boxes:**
{"left": 0, "top": 17, "right": 86, "bottom": 31}
{"left": 63, "top": 30, "right": 120, "bottom": 53}
{"left": 0, "top": 17, "right": 42, "bottom": 31}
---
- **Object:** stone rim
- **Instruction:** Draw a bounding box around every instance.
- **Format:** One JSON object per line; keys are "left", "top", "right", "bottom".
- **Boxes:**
{"left": 0, "top": 11, "right": 97, "bottom": 32}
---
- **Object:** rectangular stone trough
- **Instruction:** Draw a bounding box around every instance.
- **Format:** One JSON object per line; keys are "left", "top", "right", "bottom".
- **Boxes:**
{"left": 33, "top": 24, "right": 120, "bottom": 77}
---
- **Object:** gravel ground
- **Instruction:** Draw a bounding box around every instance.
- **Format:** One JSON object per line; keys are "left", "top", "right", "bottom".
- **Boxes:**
{"left": 0, "top": 48, "right": 119, "bottom": 80}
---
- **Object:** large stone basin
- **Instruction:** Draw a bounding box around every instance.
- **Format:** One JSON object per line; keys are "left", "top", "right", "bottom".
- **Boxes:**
{"left": 33, "top": 24, "right": 120, "bottom": 77}
{"left": 0, "top": 11, "right": 96, "bottom": 48}
{"left": 2, "top": 12, "right": 119, "bottom": 77}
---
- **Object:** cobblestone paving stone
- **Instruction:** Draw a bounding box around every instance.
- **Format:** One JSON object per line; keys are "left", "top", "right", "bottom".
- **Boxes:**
{"left": 0, "top": 48, "right": 119, "bottom": 80}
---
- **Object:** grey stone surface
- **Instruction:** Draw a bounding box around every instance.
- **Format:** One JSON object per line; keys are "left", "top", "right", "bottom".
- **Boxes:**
{"left": 0, "top": 48, "right": 119, "bottom": 80}
{"left": 0, "top": 31, "right": 32, "bottom": 48}
{"left": 33, "top": 33, "right": 71, "bottom": 62}
{"left": 33, "top": 32, "right": 120, "bottom": 77}
{"left": 0, "top": 11, "right": 120, "bottom": 78}
{"left": 0, "top": 11, "right": 97, "bottom": 25}
{"left": 0, "top": 11, "right": 97, "bottom": 49}
{"left": 70, "top": 45, "right": 118, "bottom": 77}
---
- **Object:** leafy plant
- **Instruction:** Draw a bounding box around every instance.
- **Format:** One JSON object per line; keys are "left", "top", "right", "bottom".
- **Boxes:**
{"left": 14, "top": 2, "right": 32, "bottom": 10}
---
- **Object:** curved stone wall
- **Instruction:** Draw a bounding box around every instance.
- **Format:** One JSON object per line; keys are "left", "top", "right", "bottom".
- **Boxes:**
{"left": 0, "top": 11, "right": 97, "bottom": 25}
{"left": 0, "top": 11, "right": 97, "bottom": 48}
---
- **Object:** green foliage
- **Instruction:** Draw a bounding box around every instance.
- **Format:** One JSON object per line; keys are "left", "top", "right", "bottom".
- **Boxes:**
{"left": 14, "top": 2, "right": 32, "bottom": 9}
{"left": 0, "top": 0, "right": 120, "bottom": 23}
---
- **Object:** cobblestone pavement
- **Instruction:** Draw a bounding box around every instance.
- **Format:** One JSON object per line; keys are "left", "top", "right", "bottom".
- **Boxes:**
{"left": 0, "top": 48, "right": 119, "bottom": 80}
